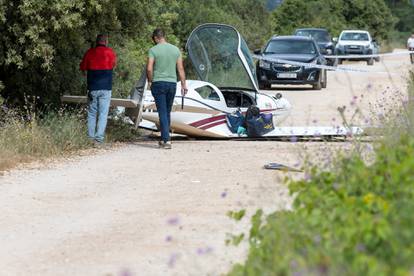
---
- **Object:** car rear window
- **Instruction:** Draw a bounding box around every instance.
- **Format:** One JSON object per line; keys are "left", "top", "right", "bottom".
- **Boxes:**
{"left": 265, "top": 40, "right": 317, "bottom": 55}
{"left": 295, "top": 30, "right": 330, "bottom": 42}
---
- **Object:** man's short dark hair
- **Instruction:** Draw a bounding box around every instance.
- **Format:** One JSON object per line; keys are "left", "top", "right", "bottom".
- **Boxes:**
{"left": 152, "top": 28, "right": 165, "bottom": 39}
{"left": 96, "top": 34, "right": 108, "bottom": 45}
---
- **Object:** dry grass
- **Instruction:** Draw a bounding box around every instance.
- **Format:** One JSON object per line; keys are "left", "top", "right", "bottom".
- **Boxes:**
{"left": 0, "top": 109, "right": 90, "bottom": 171}
{"left": 0, "top": 107, "right": 140, "bottom": 172}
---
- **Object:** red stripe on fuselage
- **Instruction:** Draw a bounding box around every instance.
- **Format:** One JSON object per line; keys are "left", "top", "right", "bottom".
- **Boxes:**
{"left": 190, "top": 115, "right": 226, "bottom": 128}
{"left": 200, "top": 120, "right": 227, "bottom": 130}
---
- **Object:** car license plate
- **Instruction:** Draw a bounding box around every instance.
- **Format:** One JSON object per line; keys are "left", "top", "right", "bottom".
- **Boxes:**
{"left": 277, "top": 73, "right": 297, "bottom": 79}
{"left": 350, "top": 45, "right": 359, "bottom": 49}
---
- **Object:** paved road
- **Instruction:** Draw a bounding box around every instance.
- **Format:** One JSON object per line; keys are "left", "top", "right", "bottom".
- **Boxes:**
{"left": 0, "top": 51, "right": 411, "bottom": 276}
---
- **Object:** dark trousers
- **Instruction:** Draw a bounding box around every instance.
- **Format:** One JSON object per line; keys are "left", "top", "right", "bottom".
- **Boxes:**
{"left": 410, "top": 48, "right": 414, "bottom": 64}
{"left": 151, "top": 81, "right": 177, "bottom": 142}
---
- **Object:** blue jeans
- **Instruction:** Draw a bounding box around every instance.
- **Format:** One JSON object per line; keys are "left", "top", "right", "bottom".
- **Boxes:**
{"left": 87, "top": 90, "right": 111, "bottom": 142}
{"left": 151, "top": 82, "right": 177, "bottom": 142}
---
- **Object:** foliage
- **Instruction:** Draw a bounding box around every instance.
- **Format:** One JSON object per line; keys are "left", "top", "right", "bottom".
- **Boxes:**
{"left": 105, "top": 113, "right": 141, "bottom": 142}
{"left": 273, "top": 0, "right": 396, "bottom": 40}
{"left": 0, "top": 0, "right": 179, "bottom": 106}
{"left": 228, "top": 74, "right": 414, "bottom": 275}
{"left": 384, "top": 0, "right": 414, "bottom": 34}
{"left": 173, "top": 0, "right": 272, "bottom": 50}
{"left": 227, "top": 209, "right": 247, "bottom": 221}
{"left": 0, "top": 106, "right": 140, "bottom": 171}
{"left": 0, "top": 0, "right": 271, "bottom": 108}
{"left": 226, "top": 233, "right": 245, "bottom": 247}
{"left": 0, "top": 108, "right": 90, "bottom": 171}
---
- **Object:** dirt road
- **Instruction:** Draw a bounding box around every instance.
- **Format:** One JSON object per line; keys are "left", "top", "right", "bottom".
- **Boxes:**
{"left": 0, "top": 51, "right": 412, "bottom": 276}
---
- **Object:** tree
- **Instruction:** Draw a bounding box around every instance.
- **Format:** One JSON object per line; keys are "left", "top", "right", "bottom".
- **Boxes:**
{"left": 384, "top": 0, "right": 414, "bottom": 32}
{"left": 343, "top": 0, "right": 396, "bottom": 39}
{"left": 0, "top": 0, "right": 269, "bottom": 107}
{"left": 272, "top": 0, "right": 395, "bottom": 39}
{"left": 0, "top": 0, "right": 179, "bottom": 106}
{"left": 173, "top": 0, "right": 272, "bottom": 49}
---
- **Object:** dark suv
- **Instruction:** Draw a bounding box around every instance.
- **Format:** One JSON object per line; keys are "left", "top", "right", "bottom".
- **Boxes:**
{"left": 294, "top": 28, "right": 335, "bottom": 65}
{"left": 255, "top": 36, "right": 327, "bottom": 90}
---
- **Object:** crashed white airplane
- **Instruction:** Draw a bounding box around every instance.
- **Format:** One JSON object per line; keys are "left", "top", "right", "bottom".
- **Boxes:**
{"left": 63, "top": 23, "right": 362, "bottom": 139}
{"left": 139, "top": 24, "right": 361, "bottom": 138}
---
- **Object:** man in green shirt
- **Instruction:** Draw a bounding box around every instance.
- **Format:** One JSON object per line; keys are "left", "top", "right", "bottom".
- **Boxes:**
{"left": 147, "top": 28, "right": 188, "bottom": 149}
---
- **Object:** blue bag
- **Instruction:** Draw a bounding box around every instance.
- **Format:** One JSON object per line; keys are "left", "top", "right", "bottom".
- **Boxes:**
{"left": 226, "top": 111, "right": 245, "bottom": 133}
{"left": 246, "top": 113, "right": 274, "bottom": 137}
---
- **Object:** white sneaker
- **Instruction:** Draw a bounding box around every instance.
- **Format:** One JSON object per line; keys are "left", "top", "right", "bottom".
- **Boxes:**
{"left": 163, "top": 141, "right": 172, "bottom": 149}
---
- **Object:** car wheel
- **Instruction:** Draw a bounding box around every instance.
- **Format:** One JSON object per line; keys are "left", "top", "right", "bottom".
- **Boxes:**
{"left": 337, "top": 58, "right": 343, "bottom": 65}
{"left": 375, "top": 56, "right": 380, "bottom": 62}
{"left": 312, "top": 73, "right": 322, "bottom": 90}
{"left": 367, "top": 58, "right": 374, "bottom": 66}
{"left": 322, "top": 70, "right": 327, "bottom": 89}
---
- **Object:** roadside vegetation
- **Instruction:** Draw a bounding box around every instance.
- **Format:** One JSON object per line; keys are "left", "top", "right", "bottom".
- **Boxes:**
{"left": 0, "top": 106, "right": 140, "bottom": 172}
{"left": 228, "top": 73, "right": 414, "bottom": 275}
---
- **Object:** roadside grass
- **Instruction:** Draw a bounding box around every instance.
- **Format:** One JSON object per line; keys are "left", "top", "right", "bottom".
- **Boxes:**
{"left": 0, "top": 107, "right": 140, "bottom": 172}
{"left": 228, "top": 72, "right": 414, "bottom": 276}
{"left": 382, "top": 31, "right": 411, "bottom": 53}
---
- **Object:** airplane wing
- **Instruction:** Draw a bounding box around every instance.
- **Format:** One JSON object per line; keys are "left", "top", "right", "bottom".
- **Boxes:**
{"left": 61, "top": 95, "right": 138, "bottom": 108}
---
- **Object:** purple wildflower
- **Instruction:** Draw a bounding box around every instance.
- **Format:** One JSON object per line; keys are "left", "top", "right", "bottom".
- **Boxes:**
{"left": 165, "top": 235, "right": 173, "bottom": 242}
{"left": 221, "top": 191, "right": 228, "bottom": 198}
{"left": 196, "top": 247, "right": 214, "bottom": 255}
{"left": 290, "top": 260, "right": 299, "bottom": 269}
{"left": 356, "top": 243, "right": 366, "bottom": 252}
{"left": 1, "top": 105, "right": 8, "bottom": 113}
{"left": 168, "top": 253, "right": 180, "bottom": 268}
{"left": 119, "top": 269, "right": 133, "bottom": 276}
{"left": 167, "top": 217, "right": 180, "bottom": 226}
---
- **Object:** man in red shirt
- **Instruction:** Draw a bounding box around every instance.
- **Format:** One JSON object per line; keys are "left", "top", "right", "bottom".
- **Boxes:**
{"left": 80, "top": 34, "right": 117, "bottom": 144}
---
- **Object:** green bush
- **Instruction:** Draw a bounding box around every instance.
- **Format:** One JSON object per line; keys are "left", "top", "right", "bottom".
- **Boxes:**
{"left": 229, "top": 74, "right": 414, "bottom": 275}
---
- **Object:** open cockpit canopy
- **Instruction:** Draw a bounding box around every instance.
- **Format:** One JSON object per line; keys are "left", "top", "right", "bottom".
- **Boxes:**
{"left": 186, "top": 24, "right": 259, "bottom": 92}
